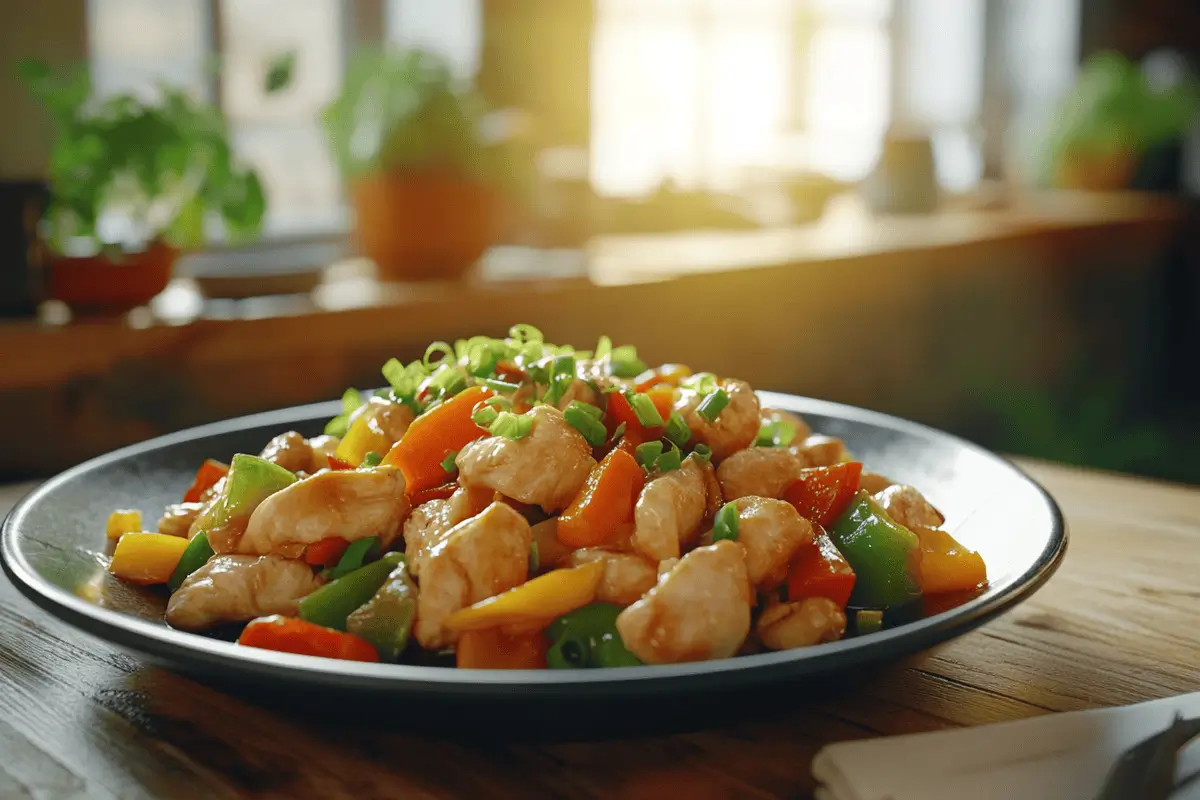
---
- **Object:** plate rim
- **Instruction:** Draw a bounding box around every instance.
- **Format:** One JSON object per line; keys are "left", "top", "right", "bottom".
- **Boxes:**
{"left": 1, "top": 391, "right": 1067, "bottom": 694}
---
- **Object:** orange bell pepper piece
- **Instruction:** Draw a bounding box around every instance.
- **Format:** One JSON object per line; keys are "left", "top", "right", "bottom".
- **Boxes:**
{"left": 444, "top": 561, "right": 605, "bottom": 633}
{"left": 557, "top": 448, "right": 644, "bottom": 548}
{"left": 783, "top": 463, "right": 863, "bottom": 528}
{"left": 456, "top": 628, "right": 548, "bottom": 669}
{"left": 382, "top": 385, "right": 494, "bottom": 494}
{"left": 183, "top": 459, "right": 229, "bottom": 503}
{"left": 304, "top": 536, "right": 350, "bottom": 567}
{"left": 786, "top": 528, "right": 856, "bottom": 608}
{"left": 238, "top": 615, "right": 380, "bottom": 662}
{"left": 914, "top": 527, "right": 987, "bottom": 594}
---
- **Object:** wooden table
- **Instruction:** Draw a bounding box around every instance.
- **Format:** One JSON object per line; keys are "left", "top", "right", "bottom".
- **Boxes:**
{"left": 1, "top": 459, "right": 1197, "bottom": 799}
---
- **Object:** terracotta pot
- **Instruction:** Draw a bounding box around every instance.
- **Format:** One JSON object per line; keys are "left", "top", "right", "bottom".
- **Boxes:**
{"left": 48, "top": 241, "right": 177, "bottom": 314}
{"left": 350, "top": 172, "right": 497, "bottom": 282}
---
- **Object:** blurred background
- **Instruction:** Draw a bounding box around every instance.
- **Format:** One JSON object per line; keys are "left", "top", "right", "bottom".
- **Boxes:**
{"left": 2, "top": 0, "right": 1199, "bottom": 485}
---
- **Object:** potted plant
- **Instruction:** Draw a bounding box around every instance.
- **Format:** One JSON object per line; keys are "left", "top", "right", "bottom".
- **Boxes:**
{"left": 19, "top": 59, "right": 268, "bottom": 313}
{"left": 321, "top": 48, "right": 506, "bottom": 281}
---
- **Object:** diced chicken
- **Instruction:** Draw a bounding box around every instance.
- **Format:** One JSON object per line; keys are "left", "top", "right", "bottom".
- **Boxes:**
{"left": 259, "top": 431, "right": 313, "bottom": 474}
{"left": 874, "top": 484, "right": 944, "bottom": 529}
{"left": 859, "top": 472, "right": 895, "bottom": 495}
{"left": 793, "top": 435, "right": 850, "bottom": 467}
{"left": 165, "top": 555, "right": 322, "bottom": 632}
{"left": 717, "top": 447, "right": 805, "bottom": 501}
{"left": 157, "top": 502, "right": 204, "bottom": 538}
{"left": 414, "top": 502, "right": 532, "bottom": 650}
{"left": 631, "top": 456, "right": 709, "bottom": 562}
{"left": 676, "top": 378, "right": 761, "bottom": 462}
{"left": 733, "top": 497, "right": 814, "bottom": 590}
{"left": 759, "top": 408, "right": 812, "bottom": 442}
{"left": 353, "top": 396, "right": 415, "bottom": 449}
{"left": 756, "top": 597, "right": 846, "bottom": 650}
{"left": 567, "top": 548, "right": 658, "bottom": 606}
{"left": 697, "top": 456, "right": 724, "bottom": 522}
{"left": 456, "top": 405, "right": 596, "bottom": 513}
{"left": 616, "top": 540, "right": 753, "bottom": 664}
{"left": 403, "top": 486, "right": 490, "bottom": 578}
{"left": 307, "top": 434, "right": 340, "bottom": 472}
{"left": 238, "top": 466, "right": 410, "bottom": 559}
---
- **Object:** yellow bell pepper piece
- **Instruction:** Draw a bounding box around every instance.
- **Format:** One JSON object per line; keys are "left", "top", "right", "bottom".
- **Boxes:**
{"left": 914, "top": 527, "right": 987, "bottom": 594}
{"left": 109, "top": 532, "right": 190, "bottom": 585}
{"left": 334, "top": 410, "right": 393, "bottom": 467}
{"left": 444, "top": 561, "right": 605, "bottom": 633}
{"left": 106, "top": 509, "right": 143, "bottom": 540}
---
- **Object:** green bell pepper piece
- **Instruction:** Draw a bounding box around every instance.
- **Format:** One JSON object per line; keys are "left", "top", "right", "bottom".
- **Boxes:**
{"left": 546, "top": 602, "right": 642, "bottom": 669}
{"left": 346, "top": 560, "right": 417, "bottom": 661}
{"left": 192, "top": 454, "right": 296, "bottom": 536}
{"left": 167, "top": 531, "right": 215, "bottom": 592}
{"left": 828, "top": 492, "right": 921, "bottom": 608}
{"left": 298, "top": 552, "right": 404, "bottom": 631}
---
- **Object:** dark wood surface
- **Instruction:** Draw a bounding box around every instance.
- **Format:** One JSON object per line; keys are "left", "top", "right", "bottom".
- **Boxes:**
{"left": 2, "top": 458, "right": 1198, "bottom": 798}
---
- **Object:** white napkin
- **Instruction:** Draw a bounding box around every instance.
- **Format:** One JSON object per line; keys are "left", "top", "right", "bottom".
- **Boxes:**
{"left": 812, "top": 692, "right": 1200, "bottom": 800}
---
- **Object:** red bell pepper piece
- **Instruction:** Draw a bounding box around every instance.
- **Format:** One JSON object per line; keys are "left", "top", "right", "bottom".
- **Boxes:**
{"left": 783, "top": 462, "right": 863, "bottom": 528}
{"left": 327, "top": 456, "right": 355, "bottom": 471}
{"left": 786, "top": 528, "right": 856, "bottom": 608}
{"left": 182, "top": 459, "right": 229, "bottom": 503}
{"left": 304, "top": 536, "right": 351, "bottom": 567}
{"left": 238, "top": 615, "right": 380, "bottom": 662}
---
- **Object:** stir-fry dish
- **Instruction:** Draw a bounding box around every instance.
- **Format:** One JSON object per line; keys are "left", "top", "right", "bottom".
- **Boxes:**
{"left": 103, "top": 326, "right": 987, "bottom": 669}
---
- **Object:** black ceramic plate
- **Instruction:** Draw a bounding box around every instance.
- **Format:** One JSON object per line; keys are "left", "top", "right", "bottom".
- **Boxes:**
{"left": 1, "top": 392, "right": 1065, "bottom": 730}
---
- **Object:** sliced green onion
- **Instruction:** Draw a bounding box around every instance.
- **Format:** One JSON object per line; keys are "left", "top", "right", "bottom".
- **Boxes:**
{"left": 423, "top": 341, "right": 455, "bottom": 370}
{"left": 635, "top": 441, "right": 664, "bottom": 470}
{"left": 573, "top": 401, "right": 603, "bottom": 419}
{"left": 528, "top": 540, "right": 540, "bottom": 573}
{"left": 382, "top": 357, "right": 429, "bottom": 401}
{"left": 324, "top": 387, "right": 364, "bottom": 437}
{"left": 713, "top": 502, "right": 739, "bottom": 542}
{"left": 489, "top": 411, "right": 534, "bottom": 440}
{"left": 856, "top": 609, "right": 884, "bottom": 635}
{"left": 564, "top": 402, "right": 607, "bottom": 446}
{"left": 626, "top": 392, "right": 665, "bottom": 427}
{"left": 610, "top": 344, "right": 647, "bottom": 378}
{"left": 484, "top": 395, "right": 514, "bottom": 410}
{"left": 611, "top": 422, "right": 627, "bottom": 441}
{"left": 360, "top": 451, "right": 383, "bottom": 468}
{"left": 440, "top": 450, "right": 458, "bottom": 473}
{"left": 472, "top": 405, "right": 500, "bottom": 429}
{"left": 428, "top": 363, "right": 467, "bottom": 398}
{"left": 684, "top": 372, "right": 719, "bottom": 395}
{"left": 665, "top": 412, "right": 691, "bottom": 447}
{"left": 755, "top": 420, "right": 797, "bottom": 448}
{"left": 325, "top": 536, "right": 382, "bottom": 581}
{"left": 696, "top": 388, "right": 730, "bottom": 423}
{"left": 482, "top": 378, "right": 521, "bottom": 394}
{"left": 594, "top": 335, "right": 613, "bottom": 360}
{"left": 656, "top": 442, "right": 683, "bottom": 472}
{"left": 691, "top": 443, "right": 713, "bottom": 465}
{"left": 509, "top": 324, "right": 544, "bottom": 345}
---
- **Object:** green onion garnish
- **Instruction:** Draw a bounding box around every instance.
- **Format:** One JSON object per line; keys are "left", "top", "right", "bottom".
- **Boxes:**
{"left": 383, "top": 357, "right": 431, "bottom": 404}
{"left": 484, "top": 395, "right": 514, "bottom": 410}
{"left": 324, "top": 387, "right": 364, "bottom": 437}
{"left": 428, "top": 363, "right": 467, "bottom": 398}
{"left": 572, "top": 401, "right": 603, "bottom": 420}
{"left": 656, "top": 442, "right": 683, "bottom": 472}
{"left": 482, "top": 378, "right": 521, "bottom": 394}
{"left": 564, "top": 402, "right": 607, "bottom": 447}
{"left": 543, "top": 354, "right": 577, "bottom": 406}
{"left": 755, "top": 420, "right": 797, "bottom": 448}
{"left": 489, "top": 411, "right": 533, "bottom": 440}
{"left": 856, "top": 609, "right": 884, "bottom": 635}
{"left": 610, "top": 345, "right": 647, "bottom": 378}
{"left": 696, "top": 388, "right": 730, "bottom": 423}
{"left": 665, "top": 412, "right": 691, "bottom": 447}
{"left": 509, "top": 324, "right": 544, "bottom": 345}
{"left": 611, "top": 422, "right": 626, "bottom": 441}
{"left": 626, "top": 392, "right": 664, "bottom": 427}
{"left": 691, "top": 443, "right": 713, "bottom": 464}
{"left": 684, "top": 372, "right": 719, "bottom": 395}
{"left": 440, "top": 450, "right": 458, "bottom": 473}
{"left": 528, "top": 540, "right": 540, "bottom": 573}
{"left": 634, "top": 441, "right": 664, "bottom": 470}
{"left": 713, "top": 502, "right": 739, "bottom": 542}
{"left": 472, "top": 405, "right": 500, "bottom": 429}
{"left": 423, "top": 341, "right": 455, "bottom": 370}
{"left": 360, "top": 451, "right": 383, "bottom": 468}
{"left": 594, "top": 335, "right": 613, "bottom": 361}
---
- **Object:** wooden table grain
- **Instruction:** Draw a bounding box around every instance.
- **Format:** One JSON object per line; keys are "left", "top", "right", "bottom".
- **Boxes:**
{"left": 1, "top": 459, "right": 1198, "bottom": 799}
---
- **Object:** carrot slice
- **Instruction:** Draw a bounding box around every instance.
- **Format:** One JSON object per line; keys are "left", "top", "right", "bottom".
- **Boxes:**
{"left": 238, "top": 615, "right": 380, "bottom": 662}
{"left": 557, "top": 449, "right": 645, "bottom": 548}
{"left": 382, "top": 386, "right": 494, "bottom": 494}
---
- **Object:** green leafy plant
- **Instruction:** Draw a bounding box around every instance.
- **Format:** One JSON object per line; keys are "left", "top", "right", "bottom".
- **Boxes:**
{"left": 320, "top": 47, "right": 499, "bottom": 181}
{"left": 19, "top": 59, "right": 274, "bottom": 255}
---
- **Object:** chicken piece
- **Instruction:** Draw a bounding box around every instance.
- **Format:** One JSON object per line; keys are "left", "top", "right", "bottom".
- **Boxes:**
{"left": 733, "top": 497, "right": 814, "bottom": 590}
{"left": 631, "top": 456, "right": 709, "bottom": 562}
{"left": 859, "top": 472, "right": 895, "bottom": 495}
{"left": 353, "top": 396, "right": 415, "bottom": 449}
{"left": 455, "top": 405, "right": 596, "bottom": 513}
{"left": 567, "top": 548, "right": 658, "bottom": 606}
{"left": 760, "top": 408, "right": 812, "bottom": 442}
{"left": 554, "top": 379, "right": 600, "bottom": 411}
{"left": 402, "top": 486, "right": 490, "bottom": 578}
{"left": 756, "top": 597, "right": 846, "bottom": 650}
{"left": 157, "top": 502, "right": 204, "bottom": 538}
{"left": 793, "top": 435, "right": 850, "bottom": 467}
{"left": 717, "top": 446, "right": 805, "bottom": 501}
{"left": 696, "top": 455, "right": 724, "bottom": 522}
{"left": 259, "top": 431, "right": 313, "bottom": 474}
{"left": 616, "top": 540, "right": 753, "bottom": 664}
{"left": 307, "top": 434, "right": 340, "bottom": 472}
{"left": 874, "top": 484, "right": 944, "bottom": 529}
{"left": 414, "top": 502, "right": 532, "bottom": 650}
{"left": 238, "top": 465, "right": 410, "bottom": 559}
{"left": 676, "top": 378, "right": 760, "bottom": 463}
{"left": 165, "top": 555, "right": 322, "bottom": 632}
